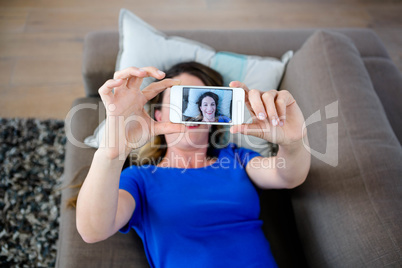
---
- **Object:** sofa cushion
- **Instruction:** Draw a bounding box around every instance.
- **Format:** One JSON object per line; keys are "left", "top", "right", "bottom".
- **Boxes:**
{"left": 280, "top": 30, "right": 402, "bottom": 266}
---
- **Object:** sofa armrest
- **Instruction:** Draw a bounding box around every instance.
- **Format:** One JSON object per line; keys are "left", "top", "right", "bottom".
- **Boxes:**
{"left": 82, "top": 31, "right": 119, "bottom": 97}
{"left": 364, "top": 57, "right": 402, "bottom": 143}
{"left": 280, "top": 30, "right": 402, "bottom": 267}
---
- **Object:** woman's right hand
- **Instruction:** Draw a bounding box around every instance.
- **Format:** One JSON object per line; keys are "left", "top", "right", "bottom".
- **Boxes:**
{"left": 98, "top": 66, "right": 184, "bottom": 159}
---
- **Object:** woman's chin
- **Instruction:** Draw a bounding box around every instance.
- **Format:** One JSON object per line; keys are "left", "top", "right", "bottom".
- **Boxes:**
{"left": 165, "top": 126, "right": 209, "bottom": 150}
{"left": 203, "top": 117, "right": 215, "bottom": 122}
{"left": 174, "top": 138, "right": 209, "bottom": 151}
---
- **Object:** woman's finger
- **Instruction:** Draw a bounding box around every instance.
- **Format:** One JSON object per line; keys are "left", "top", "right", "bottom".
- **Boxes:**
{"left": 127, "top": 66, "right": 167, "bottom": 89}
{"left": 114, "top": 67, "right": 148, "bottom": 91}
{"left": 98, "top": 78, "right": 125, "bottom": 104}
{"left": 230, "top": 121, "right": 270, "bottom": 139}
{"left": 229, "top": 81, "right": 255, "bottom": 117}
{"left": 114, "top": 66, "right": 166, "bottom": 90}
{"left": 248, "top": 89, "right": 267, "bottom": 120}
{"left": 113, "top": 66, "right": 148, "bottom": 80}
{"left": 275, "top": 90, "right": 296, "bottom": 126}
{"left": 142, "top": 79, "right": 181, "bottom": 101}
{"left": 138, "top": 66, "right": 166, "bottom": 79}
{"left": 230, "top": 80, "right": 250, "bottom": 92}
{"left": 261, "top": 90, "right": 280, "bottom": 127}
{"left": 275, "top": 91, "right": 289, "bottom": 126}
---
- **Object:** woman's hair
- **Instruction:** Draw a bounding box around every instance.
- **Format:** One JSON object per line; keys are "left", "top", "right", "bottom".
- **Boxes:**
{"left": 131, "top": 61, "right": 225, "bottom": 166}
{"left": 197, "top": 91, "right": 219, "bottom": 119}
{"left": 147, "top": 61, "right": 223, "bottom": 110}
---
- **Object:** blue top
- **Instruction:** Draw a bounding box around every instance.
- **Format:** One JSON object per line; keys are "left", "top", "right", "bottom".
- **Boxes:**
{"left": 119, "top": 143, "right": 277, "bottom": 268}
{"left": 217, "top": 115, "right": 231, "bottom": 123}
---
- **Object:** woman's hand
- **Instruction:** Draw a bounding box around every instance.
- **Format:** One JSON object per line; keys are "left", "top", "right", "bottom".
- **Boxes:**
{"left": 98, "top": 66, "right": 183, "bottom": 159}
{"left": 229, "top": 81, "right": 306, "bottom": 146}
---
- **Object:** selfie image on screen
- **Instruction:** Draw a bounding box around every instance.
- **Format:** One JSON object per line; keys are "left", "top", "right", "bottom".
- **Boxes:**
{"left": 182, "top": 87, "right": 233, "bottom": 123}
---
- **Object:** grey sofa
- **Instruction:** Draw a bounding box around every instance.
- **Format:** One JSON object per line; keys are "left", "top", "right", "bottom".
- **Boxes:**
{"left": 57, "top": 29, "right": 402, "bottom": 267}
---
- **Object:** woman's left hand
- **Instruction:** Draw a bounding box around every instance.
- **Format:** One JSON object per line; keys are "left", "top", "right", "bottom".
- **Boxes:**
{"left": 229, "top": 81, "right": 306, "bottom": 146}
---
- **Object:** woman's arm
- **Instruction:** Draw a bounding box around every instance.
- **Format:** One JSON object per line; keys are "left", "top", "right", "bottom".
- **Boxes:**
{"left": 229, "top": 81, "right": 311, "bottom": 189}
{"left": 76, "top": 67, "right": 183, "bottom": 243}
{"left": 76, "top": 149, "right": 135, "bottom": 243}
{"left": 246, "top": 138, "right": 310, "bottom": 189}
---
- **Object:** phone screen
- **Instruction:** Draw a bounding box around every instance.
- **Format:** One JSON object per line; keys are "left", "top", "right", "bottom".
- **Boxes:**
{"left": 182, "top": 87, "right": 233, "bottom": 123}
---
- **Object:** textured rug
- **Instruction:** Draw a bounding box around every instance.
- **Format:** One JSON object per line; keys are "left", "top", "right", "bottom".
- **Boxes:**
{"left": 0, "top": 118, "right": 66, "bottom": 267}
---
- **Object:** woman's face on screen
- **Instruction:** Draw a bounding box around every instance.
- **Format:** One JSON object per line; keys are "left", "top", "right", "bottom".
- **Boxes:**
{"left": 200, "top": 96, "right": 216, "bottom": 122}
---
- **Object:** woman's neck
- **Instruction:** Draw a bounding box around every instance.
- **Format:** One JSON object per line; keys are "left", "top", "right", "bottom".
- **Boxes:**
{"left": 158, "top": 146, "right": 215, "bottom": 169}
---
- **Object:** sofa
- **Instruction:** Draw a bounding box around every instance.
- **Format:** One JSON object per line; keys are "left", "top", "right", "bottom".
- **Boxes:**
{"left": 57, "top": 29, "right": 402, "bottom": 267}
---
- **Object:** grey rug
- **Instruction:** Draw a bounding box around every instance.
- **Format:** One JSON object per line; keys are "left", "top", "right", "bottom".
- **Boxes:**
{"left": 0, "top": 118, "right": 66, "bottom": 267}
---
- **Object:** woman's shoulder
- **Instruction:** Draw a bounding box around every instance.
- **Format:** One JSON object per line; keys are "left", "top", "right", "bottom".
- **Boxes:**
{"left": 218, "top": 143, "right": 261, "bottom": 166}
{"left": 121, "top": 164, "right": 155, "bottom": 180}
{"left": 122, "top": 163, "right": 141, "bottom": 173}
{"left": 217, "top": 115, "right": 231, "bottom": 123}
{"left": 218, "top": 143, "right": 249, "bottom": 156}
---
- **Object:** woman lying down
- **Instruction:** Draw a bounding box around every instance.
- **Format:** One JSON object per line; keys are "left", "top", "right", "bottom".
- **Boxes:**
{"left": 76, "top": 62, "right": 311, "bottom": 268}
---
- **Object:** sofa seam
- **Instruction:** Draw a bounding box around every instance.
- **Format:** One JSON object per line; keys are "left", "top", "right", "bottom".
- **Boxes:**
{"left": 320, "top": 32, "right": 401, "bottom": 260}
{"left": 361, "top": 55, "right": 390, "bottom": 60}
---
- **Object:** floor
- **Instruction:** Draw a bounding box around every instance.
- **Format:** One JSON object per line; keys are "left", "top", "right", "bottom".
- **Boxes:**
{"left": 0, "top": 0, "right": 401, "bottom": 119}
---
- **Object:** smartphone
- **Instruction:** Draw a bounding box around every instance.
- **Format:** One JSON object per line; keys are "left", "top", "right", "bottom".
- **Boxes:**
{"left": 169, "top": 85, "right": 245, "bottom": 125}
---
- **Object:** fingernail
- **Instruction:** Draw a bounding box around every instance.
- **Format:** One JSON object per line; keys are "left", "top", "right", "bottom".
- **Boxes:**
{"left": 279, "top": 120, "right": 284, "bottom": 127}
{"left": 114, "top": 78, "right": 122, "bottom": 82}
{"left": 272, "top": 118, "right": 278, "bottom": 126}
{"left": 157, "top": 70, "right": 165, "bottom": 76}
{"left": 258, "top": 112, "right": 266, "bottom": 120}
